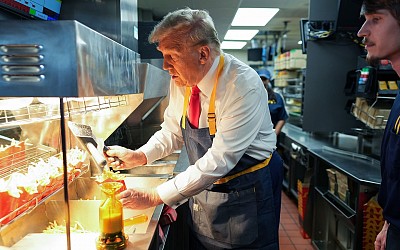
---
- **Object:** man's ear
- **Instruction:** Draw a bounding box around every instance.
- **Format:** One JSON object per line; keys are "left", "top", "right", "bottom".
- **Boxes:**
{"left": 199, "top": 46, "right": 211, "bottom": 64}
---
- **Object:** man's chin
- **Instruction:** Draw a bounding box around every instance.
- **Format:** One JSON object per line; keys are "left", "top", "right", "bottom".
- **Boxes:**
{"left": 172, "top": 79, "right": 187, "bottom": 87}
{"left": 366, "top": 55, "right": 381, "bottom": 67}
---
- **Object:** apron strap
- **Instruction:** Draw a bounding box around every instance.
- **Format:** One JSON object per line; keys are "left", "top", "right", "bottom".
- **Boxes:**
{"left": 208, "top": 55, "right": 224, "bottom": 135}
{"left": 182, "top": 55, "right": 225, "bottom": 135}
{"left": 214, "top": 153, "right": 273, "bottom": 185}
{"left": 181, "top": 87, "right": 191, "bottom": 129}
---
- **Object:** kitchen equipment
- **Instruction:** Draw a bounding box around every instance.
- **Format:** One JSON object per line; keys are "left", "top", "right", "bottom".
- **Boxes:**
{"left": 97, "top": 182, "right": 127, "bottom": 250}
{"left": 68, "top": 121, "right": 107, "bottom": 169}
{"left": 68, "top": 121, "right": 121, "bottom": 173}
{"left": 0, "top": 19, "right": 170, "bottom": 250}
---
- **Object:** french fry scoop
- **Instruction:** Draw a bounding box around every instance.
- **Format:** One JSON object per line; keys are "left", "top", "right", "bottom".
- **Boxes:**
{"left": 67, "top": 121, "right": 119, "bottom": 170}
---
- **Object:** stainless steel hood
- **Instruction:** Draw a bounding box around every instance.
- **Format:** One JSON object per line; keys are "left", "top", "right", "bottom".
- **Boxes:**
{"left": 0, "top": 19, "right": 172, "bottom": 250}
{"left": 0, "top": 20, "right": 170, "bottom": 147}
{"left": 0, "top": 20, "right": 169, "bottom": 98}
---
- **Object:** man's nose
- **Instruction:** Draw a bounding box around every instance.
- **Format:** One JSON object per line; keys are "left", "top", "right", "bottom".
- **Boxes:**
{"left": 357, "top": 22, "right": 368, "bottom": 37}
{"left": 163, "top": 59, "right": 171, "bottom": 70}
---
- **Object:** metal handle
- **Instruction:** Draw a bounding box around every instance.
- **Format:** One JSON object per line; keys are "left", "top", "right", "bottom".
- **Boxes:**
{"left": 123, "top": 214, "right": 148, "bottom": 226}
{"left": 87, "top": 142, "right": 106, "bottom": 168}
{"left": 103, "top": 145, "right": 122, "bottom": 165}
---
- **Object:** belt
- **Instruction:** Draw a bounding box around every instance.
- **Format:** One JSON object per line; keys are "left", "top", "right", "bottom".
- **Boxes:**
{"left": 214, "top": 153, "right": 273, "bottom": 185}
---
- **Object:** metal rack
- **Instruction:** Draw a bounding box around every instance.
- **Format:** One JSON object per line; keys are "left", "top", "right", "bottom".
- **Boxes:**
{"left": 0, "top": 142, "right": 90, "bottom": 227}
{"left": 0, "top": 102, "right": 58, "bottom": 128}
{"left": 274, "top": 68, "right": 305, "bottom": 119}
{"left": 65, "top": 96, "right": 129, "bottom": 115}
{"left": 0, "top": 144, "right": 57, "bottom": 176}
{"left": 0, "top": 95, "right": 130, "bottom": 129}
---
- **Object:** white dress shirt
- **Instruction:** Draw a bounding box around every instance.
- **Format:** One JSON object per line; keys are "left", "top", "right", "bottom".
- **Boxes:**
{"left": 139, "top": 53, "right": 276, "bottom": 207}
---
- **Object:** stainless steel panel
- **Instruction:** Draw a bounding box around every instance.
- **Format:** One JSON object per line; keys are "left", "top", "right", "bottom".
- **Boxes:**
{"left": 0, "top": 20, "right": 140, "bottom": 97}
{"left": 0, "top": 17, "right": 171, "bottom": 250}
{"left": 138, "top": 63, "right": 169, "bottom": 99}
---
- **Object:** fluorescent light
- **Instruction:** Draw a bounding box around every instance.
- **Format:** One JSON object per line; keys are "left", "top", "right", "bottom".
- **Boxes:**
{"left": 221, "top": 41, "right": 247, "bottom": 50}
{"left": 224, "top": 30, "right": 259, "bottom": 41}
{"left": 232, "top": 8, "right": 279, "bottom": 26}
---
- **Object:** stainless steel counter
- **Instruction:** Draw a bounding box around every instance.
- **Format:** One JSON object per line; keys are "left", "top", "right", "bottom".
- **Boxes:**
{"left": 4, "top": 175, "right": 168, "bottom": 250}
{"left": 281, "top": 123, "right": 381, "bottom": 186}
{"left": 281, "top": 123, "right": 333, "bottom": 150}
{"left": 10, "top": 204, "right": 164, "bottom": 250}
{"left": 309, "top": 147, "right": 381, "bottom": 186}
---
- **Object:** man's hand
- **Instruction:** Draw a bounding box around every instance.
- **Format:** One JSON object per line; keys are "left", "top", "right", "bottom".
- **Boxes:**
{"left": 105, "top": 146, "right": 147, "bottom": 170}
{"left": 375, "top": 220, "right": 389, "bottom": 250}
{"left": 117, "top": 188, "right": 163, "bottom": 210}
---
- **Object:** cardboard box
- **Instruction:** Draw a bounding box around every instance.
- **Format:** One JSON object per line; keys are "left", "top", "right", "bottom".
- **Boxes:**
{"left": 352, "top": 97, "right": 388, "bottom": 129}
{"left": 362, "top": 196, "right": 384, "bottom": 250}
{"left": 289, "top": 58, "right": 306, "bottom": 69}
{"left": 289, "top": 49, "right": 305, "bottom": 58}
{"left": 326, "top": 169, "right": 348, "bottom": 202}
{"left": 297, "top": 180, "right": 310, "bottom": 239}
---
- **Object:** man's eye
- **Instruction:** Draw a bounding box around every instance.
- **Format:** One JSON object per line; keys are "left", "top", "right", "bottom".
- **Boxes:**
{"left": 372, "top": 17, "right": 381, "bottom": 23}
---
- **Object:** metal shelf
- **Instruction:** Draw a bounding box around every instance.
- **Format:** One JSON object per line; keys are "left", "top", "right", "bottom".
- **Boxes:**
{"left": 285, "top": 78, "right": 303, "bottom": 83}
{"left": 0, "top": 145, "right": 89, "bottom": 227}
{"left": 283, "top": 94, "right": 302, "bottom": 99}
{"left": 0, "top": 96, "right": 130, "bottom": 130}
{"left": 0, "top": 144, "right": 57, "bottom": 177}
{"left": 289, "top": 112, "right": 302, "bottom": 117}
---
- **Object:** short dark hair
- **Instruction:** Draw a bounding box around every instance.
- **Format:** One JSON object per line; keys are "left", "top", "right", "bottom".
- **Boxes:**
{"left": 361, "top": 0, "right": 400, "bottom": 24}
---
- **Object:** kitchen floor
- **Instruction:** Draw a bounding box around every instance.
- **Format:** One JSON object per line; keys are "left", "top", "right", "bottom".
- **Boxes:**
{"left": 279, "top": 191, "right": 314, "bottom": 250}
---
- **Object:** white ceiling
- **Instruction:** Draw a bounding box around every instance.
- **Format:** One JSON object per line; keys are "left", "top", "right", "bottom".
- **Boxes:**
{"left": 138, "top": 0, "right": 309, "bottom": 52}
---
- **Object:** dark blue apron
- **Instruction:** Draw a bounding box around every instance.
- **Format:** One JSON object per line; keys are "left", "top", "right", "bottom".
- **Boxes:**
{"left": 181, "top": 111, "right": 283, "bottom": 250}
{"left": 182, "top": 119, "right": 283, "bottom": 249}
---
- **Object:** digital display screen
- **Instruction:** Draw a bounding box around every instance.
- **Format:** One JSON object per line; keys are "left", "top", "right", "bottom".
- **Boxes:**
{"left": 0, "top": 0, "right": 62, "bottom": 20}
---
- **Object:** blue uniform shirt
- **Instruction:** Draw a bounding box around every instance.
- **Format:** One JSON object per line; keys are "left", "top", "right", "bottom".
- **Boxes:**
{"left": 268, "top": 92, "right": 289, "bottom": 128}
{"left": 378, "top": 91, "right": 400, "bottom": 230}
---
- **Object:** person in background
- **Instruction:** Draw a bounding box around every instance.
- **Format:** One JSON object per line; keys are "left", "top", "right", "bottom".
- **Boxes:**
{"left": 358, "top": 0, "right": 400, "bottom": 249}
{"left": 106, "top": 7, "right": 283, "bottom": 250}
{"left": 259, "top": 70, "right": 289, "bottom": 135}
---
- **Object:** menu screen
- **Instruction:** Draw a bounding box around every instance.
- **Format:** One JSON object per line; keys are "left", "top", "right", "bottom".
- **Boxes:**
{"left": 0, "top": 0, "right": 62, "bottom": 20}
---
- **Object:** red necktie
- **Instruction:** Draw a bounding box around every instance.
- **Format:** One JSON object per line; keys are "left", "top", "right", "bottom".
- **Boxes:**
{"left": 188, "top": 86, "right": 201, "bottom": 128}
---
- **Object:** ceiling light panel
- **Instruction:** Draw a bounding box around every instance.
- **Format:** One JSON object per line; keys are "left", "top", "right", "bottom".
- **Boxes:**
{"left": 221, "top": 41, "right": 247, "bottom": 50}
{"left": 232, "top": 8, "right": 279, "bottom": 26}
{"left": 224, "top": 29, "right": 259, "bottom": 41}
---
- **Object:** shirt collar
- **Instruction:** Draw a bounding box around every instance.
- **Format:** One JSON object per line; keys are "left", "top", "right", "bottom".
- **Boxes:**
{"left": 197, "top": 55, "right": 221, "bottom": 98}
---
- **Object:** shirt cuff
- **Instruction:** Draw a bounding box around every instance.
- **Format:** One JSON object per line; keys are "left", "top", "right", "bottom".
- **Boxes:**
{"left": 138, "top": 143, "right": 158, "bottom": 164}
{"left": 156, "top": 179, "right": 188, "bottom": 208}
